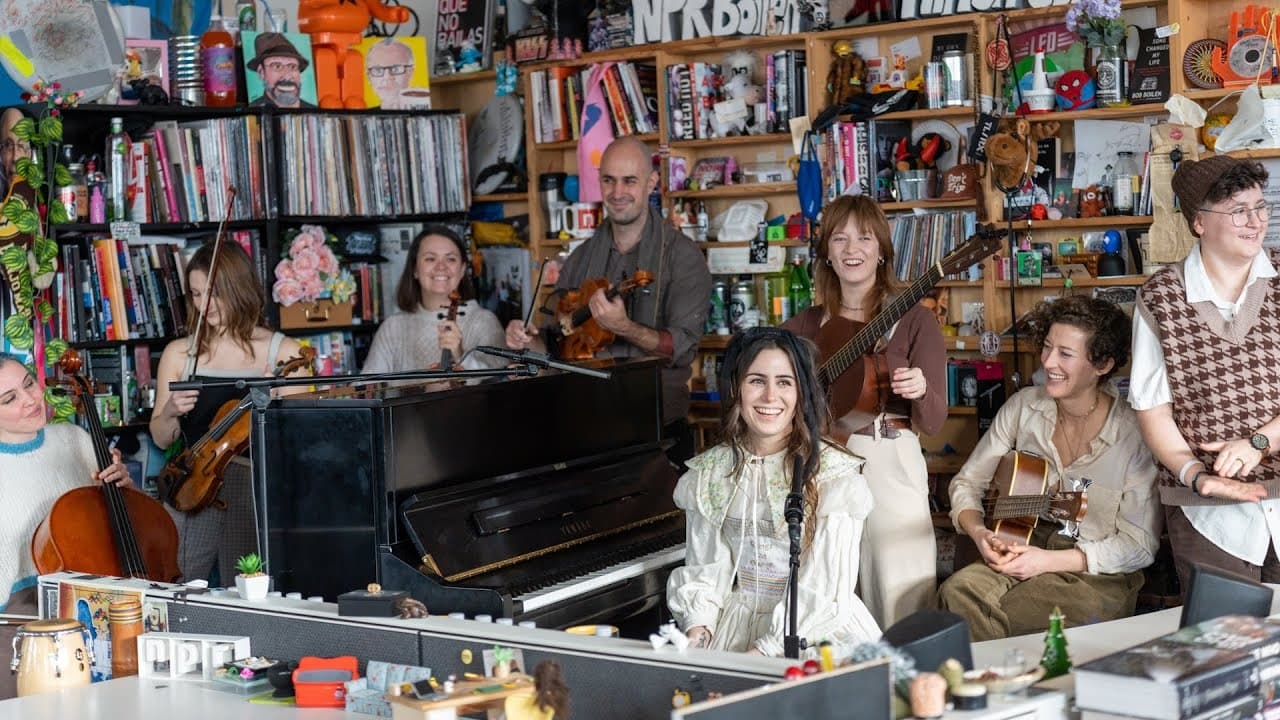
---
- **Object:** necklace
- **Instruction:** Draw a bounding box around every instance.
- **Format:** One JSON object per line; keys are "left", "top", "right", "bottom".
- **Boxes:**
{"left": 1056, "top": 393, "right": 1099, "bottom": 420}
{"left": 840, "top": 302, "right": 863, "bottom": 311}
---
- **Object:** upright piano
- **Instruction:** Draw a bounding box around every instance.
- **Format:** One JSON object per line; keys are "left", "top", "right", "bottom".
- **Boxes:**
{"left": 257, "top": 358, "right": 685, "bottom": 628}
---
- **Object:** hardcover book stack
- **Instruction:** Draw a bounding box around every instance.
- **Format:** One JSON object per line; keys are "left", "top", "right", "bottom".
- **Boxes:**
{"left": 138, "top": 116, "right": 266, "bottom": 223}
{"left": 1076, "top": 615, "right": 1280, "bottom": 720}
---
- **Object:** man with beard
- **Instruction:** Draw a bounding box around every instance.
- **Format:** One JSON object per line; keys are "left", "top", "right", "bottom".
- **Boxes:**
{"left": 247, "top": 33, "right": 315, "bottom": 108}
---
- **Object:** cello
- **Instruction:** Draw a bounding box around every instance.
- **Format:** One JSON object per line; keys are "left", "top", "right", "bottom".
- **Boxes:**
{"left": 157, "top": 348, "right": 316, "bottom": 514}
{"left": 31, "top": 350, "right": 181, "bottom": 582}
{"left": 554, "top": 271, "right": 654, "bottom": 360}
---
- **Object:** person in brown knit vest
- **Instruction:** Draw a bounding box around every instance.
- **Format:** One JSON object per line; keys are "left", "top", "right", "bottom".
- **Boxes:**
{"left": 1132, "top": 155, "right": 1279, "bottom": 594}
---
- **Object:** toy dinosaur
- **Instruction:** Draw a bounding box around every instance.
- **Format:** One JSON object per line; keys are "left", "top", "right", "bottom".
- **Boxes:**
{"left": 298, "top": 0, "right": 410, "bottom": 109}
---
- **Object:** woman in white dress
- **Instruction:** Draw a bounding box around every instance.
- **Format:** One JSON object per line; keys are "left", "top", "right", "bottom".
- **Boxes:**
{"left": 667, "top": 327, "right": 881, "bottom": 658}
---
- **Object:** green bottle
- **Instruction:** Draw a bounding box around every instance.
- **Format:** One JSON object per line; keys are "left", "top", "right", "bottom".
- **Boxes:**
{"left": 766, "top": 270, "right": 790, "bottom": 325}
{"left": 1040, "top": 606, "right": 1072, "bottom": 679}
{"left": 789, "top": 257, "right": 812, "bottom": 314}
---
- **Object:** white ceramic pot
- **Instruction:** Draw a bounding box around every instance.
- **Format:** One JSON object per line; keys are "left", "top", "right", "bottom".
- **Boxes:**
{"left": 235, "top": 574, "right": 270, "bottom": 601}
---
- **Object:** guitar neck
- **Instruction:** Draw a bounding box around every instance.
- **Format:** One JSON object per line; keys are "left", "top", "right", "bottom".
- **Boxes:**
{"left": 821, "top": 264, "right": 943, "bottom": 384}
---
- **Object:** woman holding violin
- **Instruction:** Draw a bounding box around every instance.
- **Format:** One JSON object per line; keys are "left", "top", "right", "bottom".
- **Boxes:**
{"left": 151, "top": 241, "right": 307, "bottom": 585}
{"left": 782, "top": 194, "right": 946, "bottom": 629}
{"left": 0, "top": 352, "right": 132, "bottom": 699}
{"left": 362, "top": 225, "right": 505, "bottom": 374}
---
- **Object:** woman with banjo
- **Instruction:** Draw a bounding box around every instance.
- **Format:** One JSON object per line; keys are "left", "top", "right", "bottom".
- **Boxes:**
{"left": 151, "top": 232, "right": 309, "bottom": 586}
{"left": 782, "top": 194, "right": 950, "bottom": 629}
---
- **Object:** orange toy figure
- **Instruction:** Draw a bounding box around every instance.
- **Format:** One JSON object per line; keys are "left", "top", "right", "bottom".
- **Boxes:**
{"left": 298, "top": 0, "right": 410, "bottom": 109}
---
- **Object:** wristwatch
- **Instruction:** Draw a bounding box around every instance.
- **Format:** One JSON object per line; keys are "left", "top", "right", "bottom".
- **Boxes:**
{"left": 1251, "top": 432, "right": 1271, "bottom": 457}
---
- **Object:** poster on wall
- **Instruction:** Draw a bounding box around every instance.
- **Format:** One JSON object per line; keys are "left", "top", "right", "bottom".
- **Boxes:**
{"left": 242, "top": 31, "right": 319, "bottom": 108}
{"left": 356, "top": 36, "right": 431, "bottom": 109}
{"left": 432, "top": 0, "right": 494, "bottom": 76}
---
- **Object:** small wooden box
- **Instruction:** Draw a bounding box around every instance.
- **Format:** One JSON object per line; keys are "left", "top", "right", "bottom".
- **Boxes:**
{"left": 279, "top": 298, "right": 353, "bottom": 329}
{"left": 1061, "top": 253, "right": 1100, "bottom": 277}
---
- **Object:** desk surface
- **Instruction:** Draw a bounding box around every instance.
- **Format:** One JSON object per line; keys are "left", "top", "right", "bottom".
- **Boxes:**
{"left": 0, "top": 676, "right": 348, "bottom": 719}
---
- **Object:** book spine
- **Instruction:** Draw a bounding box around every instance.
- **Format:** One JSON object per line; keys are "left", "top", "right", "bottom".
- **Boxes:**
{"left": 1177, "top": 658, "right": 1260, "bottom": 719}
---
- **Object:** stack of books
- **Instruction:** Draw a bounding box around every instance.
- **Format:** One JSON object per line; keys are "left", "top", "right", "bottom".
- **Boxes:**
{"left": 1075, "top": 614, "right": 1280, "bottom": 720}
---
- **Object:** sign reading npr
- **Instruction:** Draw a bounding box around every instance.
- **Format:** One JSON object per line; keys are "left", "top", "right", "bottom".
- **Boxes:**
{"left": 632, "top": 0, "right": 764, "bottom": 44}
{"left": 898, "top": 0, "right": 1071, "bottom": 20}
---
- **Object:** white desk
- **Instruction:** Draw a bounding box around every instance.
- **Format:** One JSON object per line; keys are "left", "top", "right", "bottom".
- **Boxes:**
{"left": 0, "top": 676, "right": 348, "bottom": 719}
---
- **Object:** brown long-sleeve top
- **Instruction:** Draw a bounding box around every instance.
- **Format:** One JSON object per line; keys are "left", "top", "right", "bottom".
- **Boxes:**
{"left": 783, "top": 302, "right": 948, "bottom": 436}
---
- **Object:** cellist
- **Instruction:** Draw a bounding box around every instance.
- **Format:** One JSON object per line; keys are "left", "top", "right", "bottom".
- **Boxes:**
{"left": 504, "top": 137, "right": 712, "bottom": 468}
{"left": 150, "top": 241, "right": 306, "bottom": 585}
{"left": 0, "top": 352, "right": 132, "bottom": 699}
{"left": 782, "top": 194, "right": 947, "bottom": 629}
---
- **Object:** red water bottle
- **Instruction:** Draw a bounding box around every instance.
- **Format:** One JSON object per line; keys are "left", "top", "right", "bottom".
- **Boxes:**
{"left": 201, "top": 18, "right": 237, "bottom": 106}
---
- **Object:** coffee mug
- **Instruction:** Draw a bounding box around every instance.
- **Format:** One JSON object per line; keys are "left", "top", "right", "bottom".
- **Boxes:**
{"left": 398, "top": 87, "right": 432, "bottom": 110}
{"left": 559, "top": 202, "right": 600, "bottom": 238}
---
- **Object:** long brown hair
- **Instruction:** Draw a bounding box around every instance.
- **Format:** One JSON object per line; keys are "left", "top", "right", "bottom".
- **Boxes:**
{"left": 394, "top": 225, "right": 473, "bottom": 313}
{"left": 813, "top": 195, "right": 899, "bottom": 317}
{"left": 185, "top": 241, "right": 267, "bottom": 357}
{"left": 716, "top": 328, "right": 849, "bottom": 549}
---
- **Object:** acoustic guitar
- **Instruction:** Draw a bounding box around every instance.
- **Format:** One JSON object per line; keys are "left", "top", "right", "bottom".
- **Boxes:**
{"left": 813, "top": 227, "right": 1003, "bottom": 441}
{"left": 983, "top": 450, "right": 1088, "bottom": 546}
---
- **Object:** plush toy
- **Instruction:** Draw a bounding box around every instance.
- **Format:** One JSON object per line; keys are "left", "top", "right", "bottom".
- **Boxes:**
{"left": 894, "top": 133, "right": 951, "bottom": 171}
{"left": 985, "top": 117, "right": 1060, "bottom": 191}
{"left": 1055, "top": 69, "right": 1096, "bottom": 111}
{"left": 826, "top": 40, "right": 867, "bottom": 109}
{"left": 298, "top": 0, "right": 410, "bottom": 108}
{"left": 1078, "top": 185, "right": 1107, "bottom": 218}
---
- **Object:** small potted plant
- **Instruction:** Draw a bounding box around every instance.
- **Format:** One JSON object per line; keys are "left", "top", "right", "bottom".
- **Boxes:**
{"left": 234, "top": 553, "right": 270, "bottom": 601}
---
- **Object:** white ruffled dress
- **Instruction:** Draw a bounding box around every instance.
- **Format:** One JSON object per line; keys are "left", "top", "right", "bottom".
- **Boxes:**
{"left": 666, "top": 443, "right": 882, "bottom": 658}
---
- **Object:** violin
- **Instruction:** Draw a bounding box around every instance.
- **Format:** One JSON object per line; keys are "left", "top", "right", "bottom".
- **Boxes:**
{"left": 554, "top": 271, "right": 654, "bottom": 361}
{"left": 156, "top": 347, "right": 316, "bottom": 514}
{"left": 31, "top": 350, "right": 181, "bottom": 582}
{"left": 437, "top": 291, "right": 462, "bottom": 371}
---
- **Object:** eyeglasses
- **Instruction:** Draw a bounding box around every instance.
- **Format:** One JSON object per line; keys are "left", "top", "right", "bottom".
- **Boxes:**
{"left": 367, "top": 64, "right": 411, "bottom": 78}
{"left": 263, "top": 60, "right": 300, "bottom": 74}
{"left": 0, "top": 139, "right": 29, "bottom": 153}
{"left": 1198, "top": 202, "right": 1276, "bottom": 227}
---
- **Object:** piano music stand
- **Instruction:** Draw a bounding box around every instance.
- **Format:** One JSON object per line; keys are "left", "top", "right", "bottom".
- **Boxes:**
{"left": 172, "top": 365, "right": 539, "bottom": 577}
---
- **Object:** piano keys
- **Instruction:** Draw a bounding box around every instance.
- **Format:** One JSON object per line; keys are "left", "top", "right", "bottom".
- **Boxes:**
{"left": 258, "top": 358, "right": 685, "bottom": 628}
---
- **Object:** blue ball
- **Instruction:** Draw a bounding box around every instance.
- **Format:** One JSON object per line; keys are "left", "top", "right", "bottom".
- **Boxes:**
{"left": 563, "top": 175, "right": 579, "bottom": 203}
{"left": 1103, "top": 229, "right": 1123, "bottom": 254}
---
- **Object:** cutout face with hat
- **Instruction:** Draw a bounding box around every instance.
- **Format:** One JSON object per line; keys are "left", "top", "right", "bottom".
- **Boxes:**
{"left": 245, "top": 32, "right": 317, "bottom": 108}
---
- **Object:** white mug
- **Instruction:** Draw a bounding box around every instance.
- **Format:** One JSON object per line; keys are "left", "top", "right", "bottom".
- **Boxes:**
{"left": 559, "top": 202, "right": 601, "bottom": 238}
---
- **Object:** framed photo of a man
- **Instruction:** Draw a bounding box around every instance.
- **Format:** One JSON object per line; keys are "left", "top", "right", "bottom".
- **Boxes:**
{"left": 243, "top": 31, "right": 318, "bottom": 108}
{"left": 357, "top": 36, "right": 430, "bottom": 110}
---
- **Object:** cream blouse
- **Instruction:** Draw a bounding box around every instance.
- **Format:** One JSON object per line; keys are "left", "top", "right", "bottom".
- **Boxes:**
{"left": 948, "top": 384, "right": 1161, "bottom": 575}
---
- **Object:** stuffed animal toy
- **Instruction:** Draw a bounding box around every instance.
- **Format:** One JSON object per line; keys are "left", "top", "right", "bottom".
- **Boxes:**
{"left": 894, "top": 133, "right": 951, "bottom": 171}
{"left": 718, "top": 50, "right": 764, "bottom": 136}
{"left": 1055, "top": 70, "right": 1096, "bottom": 111}
{"left": 826, "top": 40, "right": 868, "bottom": 109}
{"left": 1078, "top": 185, "right": 1107, "bottom": 218}
{"left": 985, "top": 117, "right": 1061, "bottom": 191}
{"left": 298, "top": 0, "right": 410, "bottom": 108}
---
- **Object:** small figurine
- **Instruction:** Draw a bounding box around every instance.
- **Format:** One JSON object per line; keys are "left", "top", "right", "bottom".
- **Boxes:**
{"left": 909, "top": 672, "right": 948, "bottom": 719}
{"left": 671, "top": 688, "right": 692, "bottom": 707}
{"left": 393, "top": 596, "right": 429, "bottom": 619}
{"left": 456, "top": 40, "right": 483, "bottom": 73}
{"left": 826, "top": 40, "right": 867, "bottom": 109}
{"left": 1040, "top": 606, "right": 1072, "bottom": 679}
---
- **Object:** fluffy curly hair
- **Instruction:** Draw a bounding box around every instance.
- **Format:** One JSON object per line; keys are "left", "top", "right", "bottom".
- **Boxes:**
{"left": 1027, "top": 295, "right": 1130, "bottom": 383}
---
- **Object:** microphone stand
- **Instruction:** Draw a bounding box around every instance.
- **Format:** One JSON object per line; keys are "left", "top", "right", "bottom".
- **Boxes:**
{"left": 170, "top": 364, "right": 543, "bottom": 574}
{"left": 783, "top": 455, "right": 806, "bottom": 660}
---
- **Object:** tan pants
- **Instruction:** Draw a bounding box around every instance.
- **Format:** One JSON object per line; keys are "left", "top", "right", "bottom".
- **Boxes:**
{"left": 1164, "top": 504, "right": 1280, "bottom": 598}
{"left": 936, "top": 525, "right": 1145, "bottom": 641}
{"left": 847, "top": 426, "right": 936, "bottom": 629}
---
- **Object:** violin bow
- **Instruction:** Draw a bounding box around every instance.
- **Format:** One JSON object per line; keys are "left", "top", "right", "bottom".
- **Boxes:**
{"left": 180, "top": 184, "right": 239, "bottom": 381}
{"left": 524, "top": 258, "right": 559, "bottom": 331}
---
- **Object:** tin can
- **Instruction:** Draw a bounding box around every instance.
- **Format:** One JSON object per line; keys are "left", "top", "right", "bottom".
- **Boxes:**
{"left": 707, "top": 281, "right": 730, "bottom": 335}
{"left": 924, "top": 62, "right": 946, "bottom": 109}
{"left": 941, "top": 50, "right": 969, "bottom": 106}
{"left": 57, "top": 185, "right": 77, "bottom": 224}
{"left": 729, "top": 280, "right": 755, "bottom": 332}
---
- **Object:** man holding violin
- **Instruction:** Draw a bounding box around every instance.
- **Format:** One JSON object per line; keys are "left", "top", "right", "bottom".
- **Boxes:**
{"left": 506, "top": 137, "right": 712, "bottom": 467}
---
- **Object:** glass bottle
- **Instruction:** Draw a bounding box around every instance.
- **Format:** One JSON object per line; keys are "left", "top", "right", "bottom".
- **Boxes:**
{"left": 788, "top": 257, "right": 812, "bottom": 315}
{"left": 766, "top": 269, "right": 790, "bottom": 325}
{"left": 236, "top": 0, "right": 257, "bottom": 32}
{"left": 1093, "top": 42, "right": 1128, "bottom": 108}
{"left": 86, "top": 157, "right": 106, "bottom": 224}
{"left": 69, "top": 162, "right": 87, "bottom": 222}
{"left": 201, "top": 18, "right": 237, "bottom": 106}
{"left": 1111, "top": 151, "right": 1137, "bottom": 216}
{"left": 104, "top": 118, "right": 130, "bottom": 222}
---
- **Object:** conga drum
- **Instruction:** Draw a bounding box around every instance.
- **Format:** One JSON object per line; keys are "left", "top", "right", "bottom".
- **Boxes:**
{"left": 9, "top": 618, "right": 92, "bottom": 696}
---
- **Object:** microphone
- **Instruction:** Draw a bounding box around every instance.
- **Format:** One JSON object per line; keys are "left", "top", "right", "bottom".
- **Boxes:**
{"left": 476, "top": 346, "right": 612, "bottom": 380}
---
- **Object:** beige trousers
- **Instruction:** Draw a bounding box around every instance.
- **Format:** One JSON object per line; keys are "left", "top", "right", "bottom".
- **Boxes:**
{"left": 846, "top": 425, "right": 936, "bottom": 629}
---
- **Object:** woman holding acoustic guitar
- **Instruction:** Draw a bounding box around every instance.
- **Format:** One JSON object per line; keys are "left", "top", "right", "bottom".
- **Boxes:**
{"left": 937, "top": 296, "right": 1159, "bottom": 640}
{"left": 783, "top": 194, "right": 947, "bottom": 629}
{"left": 151, "top": 241, "right": 307, "bottom": 586}
{"left": 362, "top": 225, "right": 506, "bottom": 373}
{"left": 0, "top": 353, "right": 132, "bottom": 699}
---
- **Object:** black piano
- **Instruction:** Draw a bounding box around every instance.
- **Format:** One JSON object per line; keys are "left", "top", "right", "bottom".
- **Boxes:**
{"left": 257, "top": 358, "right": 685, "bottom": 629}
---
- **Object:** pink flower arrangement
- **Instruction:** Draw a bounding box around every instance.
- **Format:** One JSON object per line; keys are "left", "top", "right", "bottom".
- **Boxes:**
{"left": 272, "top": 225, "right": 356, "bottom": 306}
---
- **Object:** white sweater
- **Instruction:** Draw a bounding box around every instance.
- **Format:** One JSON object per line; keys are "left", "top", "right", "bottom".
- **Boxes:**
{"left": 0, "top": 423, "right": 95, "bottom": 610}
{"left": 361, "top": 300, "right": 507, "bottom": 373}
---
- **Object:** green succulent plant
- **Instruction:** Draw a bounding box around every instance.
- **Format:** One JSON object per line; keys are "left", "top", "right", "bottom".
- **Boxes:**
{"left": 235, "top": 553, "right": 265, "bottom": 576}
